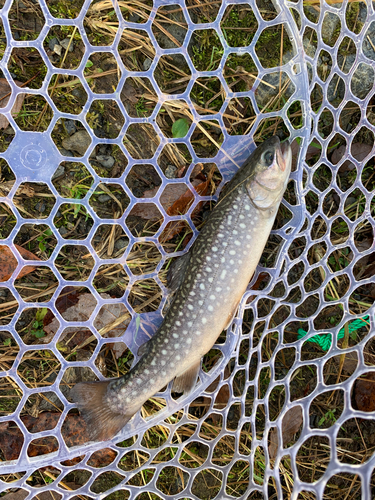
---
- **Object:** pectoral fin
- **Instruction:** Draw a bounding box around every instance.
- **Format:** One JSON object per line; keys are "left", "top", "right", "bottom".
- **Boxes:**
{"left": 172, "top": 360, "right": 201, "bottom": 394}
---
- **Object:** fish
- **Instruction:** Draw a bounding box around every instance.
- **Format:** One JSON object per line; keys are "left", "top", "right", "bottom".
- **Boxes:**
{"left": 71, "top": 136, "right": 292, "bottom": 441}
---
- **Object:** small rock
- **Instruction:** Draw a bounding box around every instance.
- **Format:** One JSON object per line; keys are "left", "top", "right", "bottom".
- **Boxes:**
{"left": 63, "top": 119, "right": 77, "bottom": 136}
{"left": 72, "top": 87, "right": 86, "bottom": 101}
{"left": 59, "top": 227, "right": 69, "bottom": 236}
{"left": 60, "top": 37, "right": 74, "bottom": 52}
{"left": 3, "top": 125, "right": 15, "bottom": 135}
{"left": 143, "top": 58, "right": 152, "bottom": 71}
{"left": 51, "top": 164, "right": 65, "bottom": 180}
{"left": 59, "top": 147, "right": 74, "bottom": 157}
{"left": 96, "top": 154, "right": 115, "bottom": 169}
{"left": 351, "top": 62, "right": 374, "bottom": 100}
{"left": 114, "top": 238, "right": 129, "bottom": 251}
{"left": 49, "top": 37, "right": 61, "bottom": 53}
{"left": 62, "top": 130, "right": 92, "bottom": 156}
{"left": 97, "top": 194, "right": 111, "bottom": 203}
{"left": 129, "top": 12, "right": 141, "bottom": 22}
{"left": 165, "top": 164, "right": 177, "bottom": 179}
{"left": 99, "top": 144, "right": 112, "bottom": 155}
{"left": 35, "top": 200, "right": 46, "bottom": 213}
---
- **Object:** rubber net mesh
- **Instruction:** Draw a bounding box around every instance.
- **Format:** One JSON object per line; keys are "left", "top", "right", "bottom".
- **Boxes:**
{"left": 0, "top": 0, "right": 374, "bottom": 498}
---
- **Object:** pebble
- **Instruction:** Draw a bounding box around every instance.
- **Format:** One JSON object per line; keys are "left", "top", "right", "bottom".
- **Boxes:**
{"left": 60, "top": 37, "right": 74, "bottom": 52}
{"left": 97, "top": 194, "right": 111, "bottom": 203}
{"left": 351, "top": 62, "right": 374, "bottom": 99}
{"left": 59, "top": 147, "right": 74, "bottom": 157}
{"left": 48, "top": 37, "right": 61, "bottom": 54}
{"left": 35, "top": 201, "right": 46, "bottom": 213}
{"left": 96, "top": 154, "right": 115, "bottom": 169}
{"left": 63, "top": 119, "right": 77, "bottom": 136}
{"left": 165, "top": 165, "right": 177, "bottom": 179}
{"left": 143, "top": 58, "right": 152, "bottom": 71}
{"left": 62, "top": 130, "right": 92, "bottom": 156}
{"left": 51, "top": 164, "right": 65, "bottom": 181}
{"left": 115, "top": 238, "right": 129, "bottom": 251}
{"left": 59, "top": 227, "right": 69, "bottom": 236}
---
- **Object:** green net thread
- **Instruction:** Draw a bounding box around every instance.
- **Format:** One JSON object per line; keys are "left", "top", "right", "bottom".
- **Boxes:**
{"left": 297, "top": 316, "right": 370, "bottom": 351}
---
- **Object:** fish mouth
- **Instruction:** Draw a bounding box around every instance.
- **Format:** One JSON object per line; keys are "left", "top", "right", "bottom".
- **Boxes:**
{"left": 277, "top": 140, "right": 292, "bottom": 172}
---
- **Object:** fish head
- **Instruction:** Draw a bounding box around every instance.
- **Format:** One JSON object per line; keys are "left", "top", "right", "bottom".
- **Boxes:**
{"left": 246, "top": 136, "right": 292, "bottom": 210}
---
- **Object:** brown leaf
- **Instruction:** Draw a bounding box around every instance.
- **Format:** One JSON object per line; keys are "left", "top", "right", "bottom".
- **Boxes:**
{"left": 0, "top": 413, "right": 116, "bottom": 465}
{"left": 269, "top": 406, "right": 303, "bottom": 459}
{"left": 44, "top": 292, "right": 130, "bottom": 357}
{"left": 0, "top": 78, "right": 26, "bottom": 129}
{"left": 0, "top": 244, "right": 41, "bottom": 282}
{"left": 130, "top": 200, "right": 162, "bottom": 220}
{"left": 0, "top": 491, "right": 28, "bottom": 500}
{"left": 331, "top": 142, "right": 373, "bottom": 170}
{"left": 355, "top": 372, "right": 375, "bottom": 412}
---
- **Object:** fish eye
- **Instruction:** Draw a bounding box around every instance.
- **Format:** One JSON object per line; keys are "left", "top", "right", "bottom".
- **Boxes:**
{"left": 263, "top": 151, "right": 274, "bottom": 166}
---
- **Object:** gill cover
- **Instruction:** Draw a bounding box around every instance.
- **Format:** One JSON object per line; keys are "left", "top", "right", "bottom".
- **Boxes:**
{"left": 246, "top": 139, "right": 292, "bottom": 209}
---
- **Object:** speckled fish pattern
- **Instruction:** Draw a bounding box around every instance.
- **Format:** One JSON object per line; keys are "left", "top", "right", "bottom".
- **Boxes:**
{"left": 71, "top": 136, "right": 292, "bottom": 441}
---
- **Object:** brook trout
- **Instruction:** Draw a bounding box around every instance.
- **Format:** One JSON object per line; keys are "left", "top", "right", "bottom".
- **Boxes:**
{"left": 71, "top": 136, "right": 292, "bottom": 441}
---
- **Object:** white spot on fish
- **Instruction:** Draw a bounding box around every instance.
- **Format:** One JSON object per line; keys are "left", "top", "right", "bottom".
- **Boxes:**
{"left": 218, "top": 233, "right": 224, "bottom": 238}
{"left": 196, "top": 331, "right": 201, "bottom": 336}
{"left": 174, "top": 343, "right": 180, "bottom": 349}
{"left": 188, "top": 321, "right": 193, "bottom": 327}
{"left": 149, "top": 379, "right": 155, "bottom": 384}
{"left": 210, "top": 294, "right": 216, "bottom": 300}
{"left": 144, "top": 369, "right": 150, "bottom": 375}
{"left": 245, "top": 204, "right": 250, "bottom": 210}
{"left": 208, "top": 277, "right": 214, "bottom": 283}
{"left": 151, "top": 360, "right": 156, "bottom": 366}
{"left": 230, "top": 259, "right": 234, "bottom": 265}
{"left": 206, "top": 267, "right": 212, "bottom": 272}
{"left": 202, "top": 317, "right": 207, "bottom": 324}
{"left": 187, "top": 338, "right": 192, "bottom": 344}
{"left": 208, "top": 305, "right": 213, "bottom": 312}
{"left": 240, "top": 223, "right": 246, "bottom": 229}
{"left": 137, "top": 379, "right": 142, "bottom": 385}
{"left": 188, "top": 304, "right": 194, "bottom": 310}
{"left": 235, "top": 240, "right": 241, "bottom": 246}
{"left": 176, "top": 320, "right": 181, "bottom": 326}
{"left": 239, "top": 214, "right": 245, "bottom": 219}
{"left": 162, "top": 349, "right": 167, "bottom": 355}
{"left": 200, "top": 283, "right": 205, "bottom": 290}
{"left": 221, "top": 257, "right": 225, "bottom": 263}
{"left": 126, "top": 397, "right": 131, "bottom": 403}
{"left": 176, "top": 355, "right": 181, "bottom": 361}
{"left": 206, "top": 256, "right": 211, "bottom": 261}
{"left": 220, "top": 270, "right": 227, "bottom": 279}
{"left": 212, "top": 246, "right": 218, "bottom": 252}
{"left": 216, "top": 287, "right": 222, "bottom": 292}
{"left": 233, "top": 230, "right": 238, "bottom": 235}
{"left": 199, "top": 300, "right": 203, "bottom": 306}
{"left": 233, "top": 205, "right": 238, "bottom": 209}
{"left": 161, "top": 360, "right": 166, "bottom": 366}
{"left": 173, "top": 333, "right": 179, "bottom": 338}
{"left": 183, "top": 330, "right": 188, "bottom": 335}
{"left": 229, "top": 250, "right": 236, "bottom": 255}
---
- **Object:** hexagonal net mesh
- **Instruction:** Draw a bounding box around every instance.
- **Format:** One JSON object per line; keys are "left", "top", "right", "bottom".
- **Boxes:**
{"left": 0, "top": 0, "right": 374, "bottom": 497}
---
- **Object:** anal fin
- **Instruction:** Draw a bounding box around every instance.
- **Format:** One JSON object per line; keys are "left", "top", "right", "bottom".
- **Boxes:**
{"left": 172, "top": 361, "right": 200, "bottom": 394}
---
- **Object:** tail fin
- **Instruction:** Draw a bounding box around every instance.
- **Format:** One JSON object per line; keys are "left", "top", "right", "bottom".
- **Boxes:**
{"left": 71, "top": 380, "right": 133, "bottom": 442}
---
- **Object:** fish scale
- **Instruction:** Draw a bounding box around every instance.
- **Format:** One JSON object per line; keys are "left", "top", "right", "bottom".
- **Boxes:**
{"left": 71, "top": 136, "right": 292, "bottom": 441}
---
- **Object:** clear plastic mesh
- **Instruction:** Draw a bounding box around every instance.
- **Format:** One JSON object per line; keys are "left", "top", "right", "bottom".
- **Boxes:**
{"left": 0, "top": 0, "right": 374, "bottom": 498}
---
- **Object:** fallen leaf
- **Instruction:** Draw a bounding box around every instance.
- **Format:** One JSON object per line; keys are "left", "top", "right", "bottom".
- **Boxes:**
{"left": 0, "top": 413, "right": 116, "bottom": 466}
{"left": 129, "top": 165, "right": 208, "bottom": 221}
{"left": 331, "top": 142, "right": 373, "bottom": 170}
{"left": 0, "top": 491, "right": 28, "bottom": 500}
{"left": 0, "top": 78, "right": 26, "bottom": 129}
{"left": 0, "top": 244, "right": 41, "bottom": 282}
{"left": 354, "top": 372, "right": 375, "bottom": 412}
{"left": 269, "top": 406, "right": 303, "bottom": 459}
{"left": 130, "top": 201, "right": 162, "bottom": 220}
{"left": 44, "top": 292, "right": 130, "bottom": 357}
